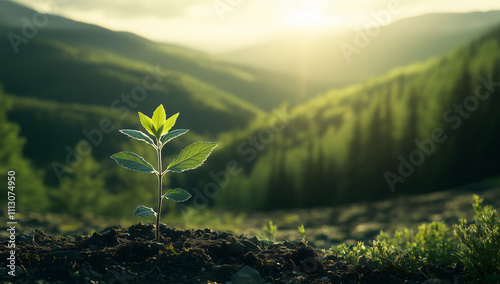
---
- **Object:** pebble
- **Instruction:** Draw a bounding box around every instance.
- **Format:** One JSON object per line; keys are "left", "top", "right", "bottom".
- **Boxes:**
{"left": 230, "top": 266, "right": 265, "bottom": 284}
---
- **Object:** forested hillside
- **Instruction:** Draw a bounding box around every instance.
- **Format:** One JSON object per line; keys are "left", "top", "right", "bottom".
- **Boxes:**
{"left": 0, "top": 0, "right": 320, "bottom": 110}
{"left": 192, "top": 25, "right": 500, "bottom": 210}
{"left": 1, "top": 0, "right": 499, "bottom": 217}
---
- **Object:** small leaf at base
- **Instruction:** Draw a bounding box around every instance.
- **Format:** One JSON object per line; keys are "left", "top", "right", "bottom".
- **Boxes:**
{"left": 162, "top": 188, "right": 192, "bottom": 202}
{"left": 134, "top": 205, "right": 157, "bottom": 217}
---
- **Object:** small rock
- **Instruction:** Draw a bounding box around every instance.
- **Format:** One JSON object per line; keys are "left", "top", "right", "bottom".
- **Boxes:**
{"left": 227, "top": 242, "right": 246, "bottom": 256}
{"left": 231, "top": 266, "right": 265, "bottom": 284}
{"left": 201, "top": 267, "right": 206, "bottom": 272}
{"left": 53, "top": 245, "right": 62, "bottom": 251}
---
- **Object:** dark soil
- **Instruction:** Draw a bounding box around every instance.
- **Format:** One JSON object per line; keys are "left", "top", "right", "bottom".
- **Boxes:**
{"left": 1, "top": 224, "right": 465, "bottom": 284}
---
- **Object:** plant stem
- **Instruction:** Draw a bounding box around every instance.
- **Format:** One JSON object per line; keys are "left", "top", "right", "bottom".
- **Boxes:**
{"left": 155, "top": 139, "right": 163, "bottom": 242}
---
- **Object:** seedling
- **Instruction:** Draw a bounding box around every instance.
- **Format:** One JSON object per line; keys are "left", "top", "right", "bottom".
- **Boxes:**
{"left": 264, "top": 221, "right": 277, "bottom": 241}
{"left": 111, "top": 104, "right": 217, "bottom": 242}
{"left": 298, "top": 224, "right": 306, "bottom": 241}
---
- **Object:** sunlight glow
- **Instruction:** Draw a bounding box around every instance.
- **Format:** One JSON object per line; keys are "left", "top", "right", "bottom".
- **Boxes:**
{"left": 281, "top": 9, "right": 327, "bottom": 29}
{"left": 275, "top": 1, "right": 331, "bottom": 30}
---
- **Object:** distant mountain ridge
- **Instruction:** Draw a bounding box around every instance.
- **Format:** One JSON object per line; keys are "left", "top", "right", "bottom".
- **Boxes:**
{"left": 0, "top": 0, "right": 320, "bottom": 110}
{"left": 221, "top": 11, "right": 500, "bottom": 87}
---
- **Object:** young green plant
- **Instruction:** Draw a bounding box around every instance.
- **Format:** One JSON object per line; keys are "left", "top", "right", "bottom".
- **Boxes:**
{"left": 111, "top": 104, "right": 217, "bottom": 242}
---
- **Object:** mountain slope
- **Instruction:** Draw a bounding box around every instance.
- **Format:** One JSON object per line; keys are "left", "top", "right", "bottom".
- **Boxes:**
{"left": 195, "top": 24, "right": 500, "bottom": 210}
{"left": 221, "top": 11, "right": 500, "bottom": 87}
{"left": 0, "top": 0, "right": 319, "bottom": 108}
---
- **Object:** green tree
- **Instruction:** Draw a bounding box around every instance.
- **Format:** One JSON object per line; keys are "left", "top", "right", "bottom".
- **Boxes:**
{"left": 50, "top": 143, "right": 109, "bottom": 216}
{"left": 0, "top": 85, "right": 48, "bottom": 210}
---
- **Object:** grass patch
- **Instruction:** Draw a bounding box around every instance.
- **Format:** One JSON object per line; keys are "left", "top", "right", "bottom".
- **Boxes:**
{"left": 330, "top": 195, "right": 500, "bottom": 283}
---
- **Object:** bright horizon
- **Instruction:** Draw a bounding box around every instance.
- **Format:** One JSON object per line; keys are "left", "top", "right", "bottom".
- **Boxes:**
{"left": 11, "top": 0, "right": 500, "bottom": 53}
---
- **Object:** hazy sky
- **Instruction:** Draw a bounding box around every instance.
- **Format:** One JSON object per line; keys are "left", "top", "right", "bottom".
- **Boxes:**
{"left": 12, "top": 0, "right": 500, "bottom": 53}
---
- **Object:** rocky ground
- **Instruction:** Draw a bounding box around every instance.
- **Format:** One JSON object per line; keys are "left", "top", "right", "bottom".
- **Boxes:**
{"left": 1, "top": 185, "right": 499, "bottom": 283}
{"left": 1, "top": 224, "right": 465, "bottom": 284}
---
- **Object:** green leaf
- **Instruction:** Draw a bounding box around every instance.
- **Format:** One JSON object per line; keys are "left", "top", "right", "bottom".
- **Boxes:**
{"left": 152, "top": 104, "right": 166, "bottom": 136}
{"left": 120, "top": 129, "right": 155, "bottom": 147}
{"left": 167, "top": 141, "right": 217, "bottom": 172}
{"left": 134, "top": 205, "right": 157, "bottom": 217}
{"left": 161, "top": 112, "right": 179, "bottom": 136}
{"left": 160, "top": 129, "right": 189, "bottom": 145}
{"left": 138, "top": 112, "right": 155, "bottom": 136}
{"left": 110, "top": 152, "right": 156, "bottom": 173}
{"left": 162, "top": 188, "right": 191, "bottom": 202}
